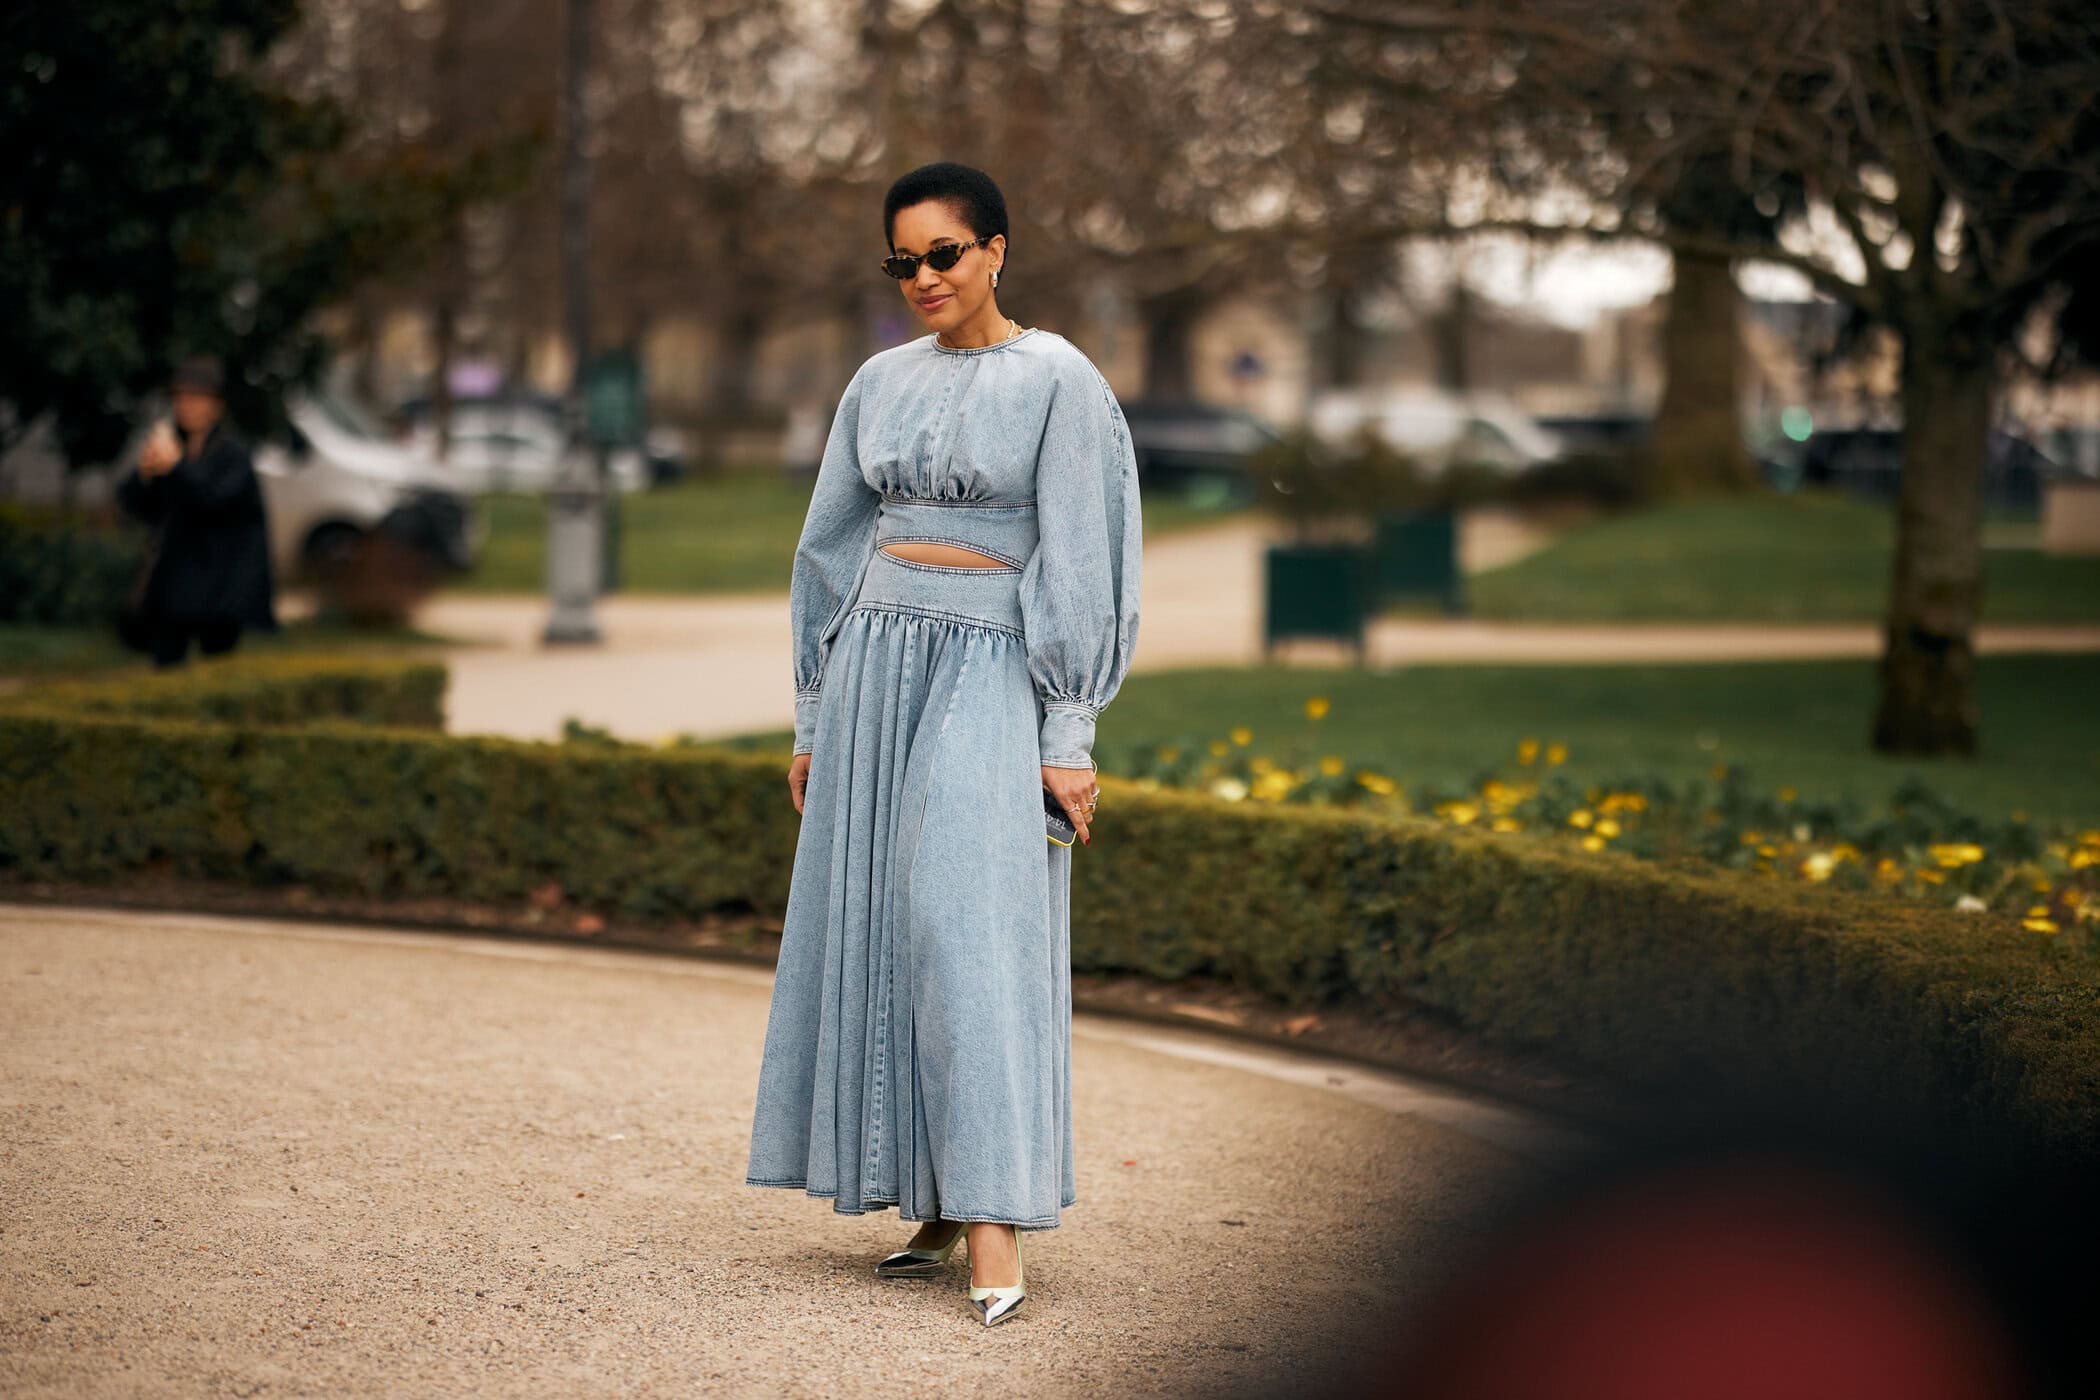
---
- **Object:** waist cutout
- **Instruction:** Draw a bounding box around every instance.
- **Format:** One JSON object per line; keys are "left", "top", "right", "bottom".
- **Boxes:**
{"left": 852, "top": 540, "right": 1027, "bottom": 635}
{"left": 873, "top": 497, "right": 1038, "bottom": 570}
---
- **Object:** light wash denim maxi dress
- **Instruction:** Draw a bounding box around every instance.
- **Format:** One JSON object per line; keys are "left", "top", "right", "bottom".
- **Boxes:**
{"left": 745, "top": 326, "right": 1141, "bottom": 1232}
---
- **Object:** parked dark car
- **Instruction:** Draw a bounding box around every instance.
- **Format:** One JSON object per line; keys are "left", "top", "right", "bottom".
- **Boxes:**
{"left": 1797, "top": 427, "right": 2055, "bottom": 511}
{"left": 1120, "top": 399, "right": 1284, "bottom": 499}
{"left": 1533, "top": 412, "right": 1652, "bottom": 455}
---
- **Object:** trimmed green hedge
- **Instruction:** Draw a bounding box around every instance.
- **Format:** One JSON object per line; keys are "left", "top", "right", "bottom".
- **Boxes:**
{"left": 10, "top": 654, "right": 447, "bottom": 729}
{"left": 2, "top": 657, "right": 2094, "bottom": 1162}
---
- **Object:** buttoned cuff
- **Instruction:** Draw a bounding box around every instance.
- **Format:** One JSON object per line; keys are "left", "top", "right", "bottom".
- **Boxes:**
{"left": 793, "top": 689, "right": 821, "bottom": 755}
{"left": 1039, "top": 702, "right": 1098, "bottom": 770}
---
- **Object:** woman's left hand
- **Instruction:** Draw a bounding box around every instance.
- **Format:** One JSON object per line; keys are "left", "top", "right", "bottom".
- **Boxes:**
{"left": 1042, "top": 763, "right": 1098, "bottom": 845}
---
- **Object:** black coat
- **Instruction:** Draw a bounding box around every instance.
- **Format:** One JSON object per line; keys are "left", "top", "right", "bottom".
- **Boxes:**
{"left": 114, "top": 421, "right": 279, "bottom": 630}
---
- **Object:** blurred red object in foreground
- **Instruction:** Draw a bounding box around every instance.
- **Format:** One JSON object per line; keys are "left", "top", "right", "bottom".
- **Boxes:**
{"left": 1382, "top": 1160, "right": 2022, "bottom": 1400}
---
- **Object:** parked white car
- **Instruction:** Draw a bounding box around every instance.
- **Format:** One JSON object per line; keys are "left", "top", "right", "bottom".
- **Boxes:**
{"left": 264, "top": 389, "right": 485, "bottom": 582}
{"left": 1306, "top": 387, "right": 1563, "bottom": 475}
{"left": 0, "top": 390, "right": 483, "bottom": 585}
{"left": 395, "top": 397, "right": 653, "bottom": 494}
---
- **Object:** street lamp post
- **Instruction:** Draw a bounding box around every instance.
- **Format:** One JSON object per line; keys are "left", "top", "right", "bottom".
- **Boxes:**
{"left": 544, "top": 0, "right": 602, "bottom": 646}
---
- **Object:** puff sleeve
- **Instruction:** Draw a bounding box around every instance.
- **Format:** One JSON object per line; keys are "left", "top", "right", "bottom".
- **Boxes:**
{"left": 1016, "top": 360, "right": 1143, "bottom": 769}
{"left": 788, "top": 363, "right": 881, "bottom": 756}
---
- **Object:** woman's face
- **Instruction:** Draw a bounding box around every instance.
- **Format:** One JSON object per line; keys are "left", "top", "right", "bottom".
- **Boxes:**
{"left": 889, "top": 201, "right": 1003, "bottom": 334}
{"left": 172, "top": 388, "right": 223, "bottom": 435}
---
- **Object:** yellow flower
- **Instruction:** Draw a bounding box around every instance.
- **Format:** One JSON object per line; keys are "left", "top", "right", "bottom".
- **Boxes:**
{"left": 1928, "top": 842, "right": 1986, "bottom": 868}
{"left": 1756, "top": 843, "right": 1777, "bottom": 858}
{"left": 1594, "top": 817, "right": 1621, "bottom": 838}
{"left": 1491, "top": 816, "right": 1522, "bottom": 833}
{"left": 1478, "top": 776, "right": 1528, "bottom": 810}
{"left": 1915, "top": 868, "right": 1945, "bottom": 884}
{"left": 1567, "top": 808, "right": 1594, "bottom": 829}
{"left": 1355, "top": 771, "right": 1398, "bottom": 796}
{"left": 1230, "top": 725, "right": 1253, "bottom": 746}
{"left": 2071, "top": 849, "right": 2099, "bottom": 870}
{"left": 1318, "top": 754, "right": 1345, "bottom": 777}
{"left": 1579, "top": 833, "right": 1605, "bottom": 852}
{"left": 2074, "top": 897, "right": 2100, "bottom": 926}
{"left": 2030, "top": 878, "right": 2053, "bottom": 894}
{"left": 1778, "top": 785, "right": 1796, "bottom": 802}
{"left": 1800, "top": 852, "right": 1836, "bottom": 882}
{"left": 1437, "top": 800, "right": 1479, "bottom": 825}
{"left": 1517, "top": 738, "right": 1539, "bottom": 765}
{"left": 1874, "top": 857, "right": 1903, "bottom": 883}
{"left": 1209, "top": 739, "right": 1230, "bottom": 756}
{"left": 2023, "top": 916, "right": 2060, "bottom": 934}
{"left": 1545, "top": 742, "right": 1566, "bottom": 765}
{"left": 1304, "top": 696, "right": 1330, "bottom": 720}
{"left": 1831, "top": 842, "right": 1862, "bottom": 861}
{"left": 1252, "top": 770, "right": 1295, "bottom": 801}
{"left": 1211, "top": 777, "right": 1249, "bottom": 801}
{"left": 2077, "top": 829, "right": 2100, "bottom": 846}
{"left": 2026, "top": 904, "right": 2051, "bottom": 918}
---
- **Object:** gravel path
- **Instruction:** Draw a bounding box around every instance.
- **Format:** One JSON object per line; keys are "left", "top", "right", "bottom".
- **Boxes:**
{"left": 0, "top": 903, "right": 1574, "bottom": 1399}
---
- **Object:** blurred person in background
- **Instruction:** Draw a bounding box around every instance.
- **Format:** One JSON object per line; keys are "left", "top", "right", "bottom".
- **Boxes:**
{"left": 115, "top": 354, "right": 278, "bottom": 667}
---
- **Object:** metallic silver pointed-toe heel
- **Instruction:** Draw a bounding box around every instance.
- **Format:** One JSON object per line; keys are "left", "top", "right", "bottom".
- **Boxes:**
{"left": 875, "top": 1219, "right": 965, "bottom": 1278}
{"left": 967, "top": 1224, "right": 1025, "bottom": 1326}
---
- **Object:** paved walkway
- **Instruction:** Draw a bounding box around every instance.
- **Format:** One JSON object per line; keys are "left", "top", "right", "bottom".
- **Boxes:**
{"left": 278, "top": 513, "right": 2100, "bottom": 743}
{"left": 0, "top": 902, "right": 1579, "bottom": 1399}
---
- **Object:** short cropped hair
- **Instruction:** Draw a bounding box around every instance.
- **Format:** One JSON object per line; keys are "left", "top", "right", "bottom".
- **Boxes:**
{"left": 883, "top": 162, "right": 1010, "bottom": 264}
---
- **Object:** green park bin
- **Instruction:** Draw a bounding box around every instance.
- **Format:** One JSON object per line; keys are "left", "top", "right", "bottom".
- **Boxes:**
{"left": 584, "top": 350, "right": 647, "bottom": 594}
{"left": 1370, "top": 507, "right": 1464, "bottom": 615}
{"left": 1262, "top": 542, "right": 1372, "bottom": 662}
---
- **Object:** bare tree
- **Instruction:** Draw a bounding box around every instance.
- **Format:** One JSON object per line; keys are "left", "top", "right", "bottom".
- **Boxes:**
{"left": 1306, "top": 0, "right": 2100, "bottom": 757}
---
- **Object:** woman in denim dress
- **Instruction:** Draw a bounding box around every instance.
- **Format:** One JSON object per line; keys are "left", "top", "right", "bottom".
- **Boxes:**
{"left": 745, "top": 162, "right": 1141, "bottom": 1327}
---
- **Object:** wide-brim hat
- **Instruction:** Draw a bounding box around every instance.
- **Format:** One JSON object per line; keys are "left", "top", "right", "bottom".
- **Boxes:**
{"left": 170, "top": 354, "right": 226, "bottom": 397}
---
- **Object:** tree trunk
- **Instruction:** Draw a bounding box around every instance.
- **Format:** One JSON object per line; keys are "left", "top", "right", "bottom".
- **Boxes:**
{"left": 1645, "top": 247, "right": 1759, "bottom": 499}
{"left": 1138, "top": 284, "right": 1205, "bottom": 402}
{"left": 430, "top": 224, "right": 463, "bottom": 460}
{"left": 1321, "top": 283, "right": 1371, "bottom": 390}
{"left": 1429, "top": 276, "right": 1473, "bottom": 395}
{"left": 1871, "top": 327, "right": 1994, "bottom": 756}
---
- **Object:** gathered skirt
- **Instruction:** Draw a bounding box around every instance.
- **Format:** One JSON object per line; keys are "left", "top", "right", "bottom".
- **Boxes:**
{"left": 745, "top": 546, "right": 1077, "bottom": 1229}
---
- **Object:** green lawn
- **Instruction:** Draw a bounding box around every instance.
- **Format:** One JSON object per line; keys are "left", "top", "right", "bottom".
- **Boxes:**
{"left": 1092, "top": 652, "right": 2100, "bottom": 828}
{"left": 1455, "top": 488, "right": 2100, "bottom": 622}
{"left": 454, "top": 474, "right": 1251, "bottom": 594}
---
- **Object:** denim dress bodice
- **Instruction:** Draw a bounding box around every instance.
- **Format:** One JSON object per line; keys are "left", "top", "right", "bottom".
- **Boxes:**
{"left": 788, "top": 327, "right": 1143, "bottom": 769}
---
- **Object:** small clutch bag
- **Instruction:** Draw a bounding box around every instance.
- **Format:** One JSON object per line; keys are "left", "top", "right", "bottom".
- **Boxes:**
{"left": 1044, "top": 786, "right": 1076, "bottom": 846}
{"left": 1043, "top": 755, "right": 1097, "bottom": 847}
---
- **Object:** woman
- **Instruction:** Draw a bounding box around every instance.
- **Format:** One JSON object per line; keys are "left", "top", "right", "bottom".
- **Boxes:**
{"left": 114, "top": 354, "right": 278, "bottom": 667}
{"left": 745, "top": 162, "right": 1142, "bottom": 1328}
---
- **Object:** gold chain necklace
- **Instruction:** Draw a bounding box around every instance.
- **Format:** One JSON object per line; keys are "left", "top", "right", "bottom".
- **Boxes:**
{"left": 938, "top": 316, "right": 1021, "bottom": 351}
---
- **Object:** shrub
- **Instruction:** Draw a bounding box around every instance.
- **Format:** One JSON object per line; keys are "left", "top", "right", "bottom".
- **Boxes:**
{"left": 0, "top": 503, "right": 145, "bottom": 625}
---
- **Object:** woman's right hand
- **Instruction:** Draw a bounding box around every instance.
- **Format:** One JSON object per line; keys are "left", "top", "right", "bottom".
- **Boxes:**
{"left": 788, "top": 751, "right": 811, "bottom": 814}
